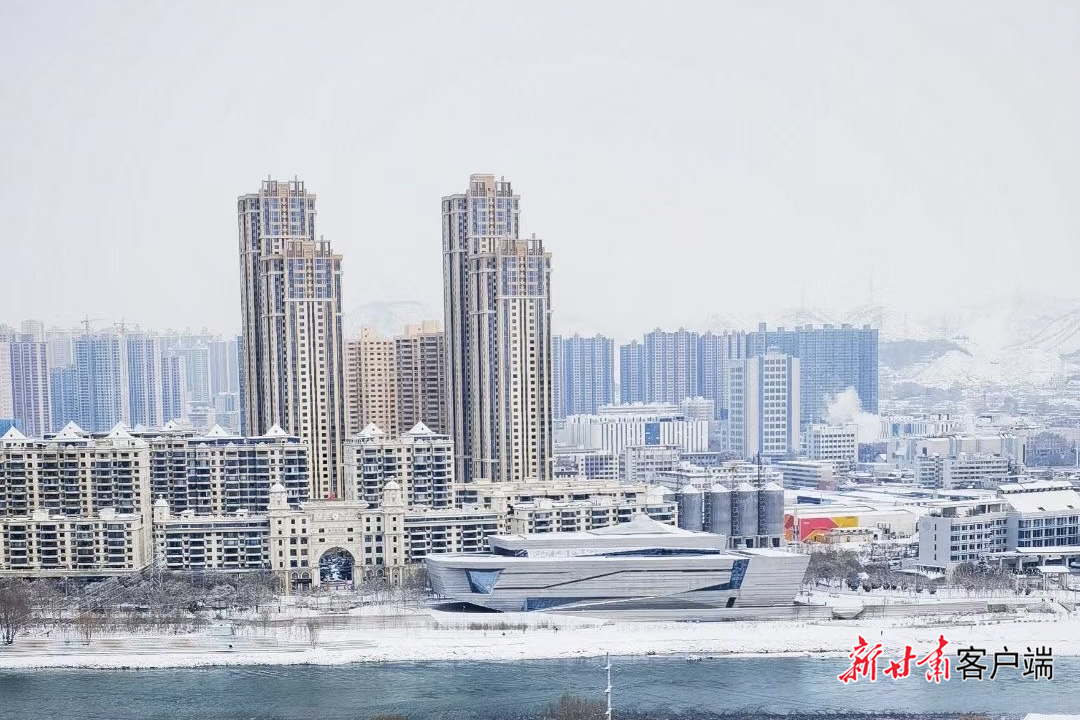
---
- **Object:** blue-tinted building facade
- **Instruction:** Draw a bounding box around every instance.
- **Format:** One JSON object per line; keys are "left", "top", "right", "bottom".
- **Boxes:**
{"left": 552, "top": 334, "right": 615, "bottom": 419}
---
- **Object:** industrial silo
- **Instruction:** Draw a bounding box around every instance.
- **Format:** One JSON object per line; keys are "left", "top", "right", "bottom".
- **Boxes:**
{"left": 677, "top": 485, "right": 704, "bottom": 532}
{"left": 707, "top": 483, "right": 732, "bottom": 536}
{"left": 733, "top": 482, "right": 759, "bottom": 538}
{"left": 758, "top": 481, "right": 785, "bottom": 539}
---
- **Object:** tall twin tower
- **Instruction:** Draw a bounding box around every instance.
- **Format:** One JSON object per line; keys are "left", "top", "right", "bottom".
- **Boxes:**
{"left": 238, "top": 174, "right": 553, "bottom": 500}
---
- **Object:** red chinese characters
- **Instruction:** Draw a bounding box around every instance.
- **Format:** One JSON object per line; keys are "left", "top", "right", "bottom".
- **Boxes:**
{"left": 838, "top": 635, "right": 884, "bottom": 684}
{"left": 916, "top": 634, "right": 951, "bottom": 683}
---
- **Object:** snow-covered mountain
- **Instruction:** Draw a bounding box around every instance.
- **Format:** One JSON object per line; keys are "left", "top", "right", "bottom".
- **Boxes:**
{"left": 704, "top": 294, "right": 1080, "bottom": 389}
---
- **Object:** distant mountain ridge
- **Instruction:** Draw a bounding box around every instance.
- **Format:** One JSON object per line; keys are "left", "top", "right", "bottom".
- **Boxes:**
{"left": 703, "top": 295, "right": 1080, "bottom": 389}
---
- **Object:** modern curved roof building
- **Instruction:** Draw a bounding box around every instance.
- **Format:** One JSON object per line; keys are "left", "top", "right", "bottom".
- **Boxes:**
{"left": 426, "top": 515, "right": 809, "bottom": 619}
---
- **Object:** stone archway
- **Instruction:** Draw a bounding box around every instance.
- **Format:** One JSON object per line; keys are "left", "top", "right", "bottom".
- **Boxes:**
{"left": 318, "top": 547, "right": 355, "bottom": 589}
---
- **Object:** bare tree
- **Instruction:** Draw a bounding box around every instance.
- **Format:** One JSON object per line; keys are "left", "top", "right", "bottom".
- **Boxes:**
{"left": 0, "top": 580, "right": 32, "bottom": 645}
{"left": 302, "top": 617, "right": 320, "bottom": 648}
{"left": 76, "top": 611, "right": 102, "bottom": 644}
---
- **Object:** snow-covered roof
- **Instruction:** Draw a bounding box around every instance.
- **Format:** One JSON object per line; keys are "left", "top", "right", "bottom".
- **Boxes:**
{"left": 204, "top": 424, "right": 231, "bottom": 438}
{"left": 1, "top": 426, "right": 26, "bottom": 441}
{"left": 263, "top": 423, "right": 288, "bottom": 438}
{"left": 588, "top": 514, "right": 696, "bottom": 536}
{"left": 105, "top": 423, "right": 132, "bottom": 439}
{"left": 405, "top": 421, "right": 435, "bottom": 436}
{"left": 54, "top": 421, "right": 85, "bottom": 440}
{"left": 1005, "top": 489, "right": 1080, "bottom": 514}
{"left": 162, "top": 420, "right": 182, "bottom": 431}
{"left": 356, "top": 423, "right": 385, "bottom": 438}
{"left": 383, "top": 480, "right": 401, "bottom": 491}
{"left": 269, "top": 482, "right": 287, "bottom": 493}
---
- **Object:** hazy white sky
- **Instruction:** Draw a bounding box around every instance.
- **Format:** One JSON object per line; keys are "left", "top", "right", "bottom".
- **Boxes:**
{"left": 2, "top": 1, "right": 1078, "bottom": 339}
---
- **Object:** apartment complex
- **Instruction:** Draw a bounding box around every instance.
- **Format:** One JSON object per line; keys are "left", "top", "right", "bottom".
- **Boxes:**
{"left": 345, "top": 327, "right": 399, "bottom": 436}
{"left": 342, "top": 422, "right": 454, "bottom": 509}
{"left": 9, "top": 334, "right": 50, "bottom": 438}
{"left": 344, "top": 323, "right": 448, "bottom": 439}
{"left": 725, "top": 350, "right": 800, "bottom": 460}
{"left": 618, "top": 324, "right": 877, "bottom": 431}
{"left": 551, "top": 333, "right": 615, "bottom": 419}
{"left": 238, "top": 178, "right": 346, "bottom": 499}
{"left": 442, "top": 174, "right": 553, "bottom": 484}
{"left": 0, "top": 424, "right": 678, "bottom": 587}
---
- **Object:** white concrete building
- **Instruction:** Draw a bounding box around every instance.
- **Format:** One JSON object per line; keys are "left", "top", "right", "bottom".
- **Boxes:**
{"left": 559, "top": 404, "right": 709, "bottom": 457}
{"left": 803, "top": 424, "right": 858, "bottom": 467}
{"left": 623, "top": 445, "right": 683, "bottom": 484}
{"left": 725, "top": 351, "right": 800, "bottom": 460}
{"left": 914, "top": 453, "right": 1013, "bottom": 489}
{"left": 342, "top": 422, "right": 455, "bottom": 509}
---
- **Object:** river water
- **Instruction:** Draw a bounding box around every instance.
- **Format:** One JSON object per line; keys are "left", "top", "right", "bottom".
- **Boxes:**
{"left": 0, "top": 656, "right": 1075, "bottom": 719}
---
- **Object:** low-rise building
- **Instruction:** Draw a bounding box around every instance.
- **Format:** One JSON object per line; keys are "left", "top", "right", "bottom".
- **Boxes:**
{"left": 914, "top": 480, "right": 1080, "bottom": 572}
{"left": 803, "top": 424, "right": 858, "bottom": 467}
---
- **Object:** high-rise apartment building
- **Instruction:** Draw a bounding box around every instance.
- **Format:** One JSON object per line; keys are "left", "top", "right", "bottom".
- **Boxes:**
{"left": 618, "top": 330, "right": 701, "bottom": 406}
{"left": 238, "top": 178, "right": 346, "bottom": 499}
{"left": 160, "top": 346, "right": 186, "bottom": 424}
{"left": 9, "top": 334, "right": 51, "bottom": 438}
{"left": 618, "top": 340, "right": 647, "bottom": 403}
{"left": 725, "top": 350, "right": 800, "bottom": 460}
{"left": 0, "top": 332, "right": 13, "bottom": 421}
{"left": 45, "top": 327, "right": 74, "bottom": 369}
{"left": 48, "top": 366, "right": 79, "bottom": 433}
{"left": 184, "top": 340, "right": 211, "bottom": 406}
{"left": 552, "top": 333, "right": 615, "bottom": 419}
{"left": 443, "top": 174, "right": 553, "bottom": 484}
{"left": 344, "top": 327, "right": 399, "bottom": 437}
{"left": 644, "top": 328, "right": 700, "bottom": 405}
{"left": 621, "top": 324, "right": 877, "bottom": 431}
{"left": 125, "top": 332, "right": 163, "bottom": 428}
{"left": 73, "top": 331, "right": 128, "bottom": 433}
{"left": 19, "top": 320, "right": 45, "bottom": 342}
{"left": 394, "top": 322, "right": 448, "bottom": 435}
{"left": 746, "top": 324, "right": 878, "bottom": 428}
{"left": 208, "top": 337, "right": 239, "bottom": 397}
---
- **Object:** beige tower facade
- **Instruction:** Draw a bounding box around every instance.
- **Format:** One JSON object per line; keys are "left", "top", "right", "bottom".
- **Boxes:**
{"left": 442, "top": 175, "right": 553, "bottom": 485}
{"left": 238, "top": 178, "right": 346, "bottom": 499}
{"left": 394, "top": 321, "right": 448, "bottom": 435}
{"left": 344, "top": 327, "right": 399, "bottom": 437}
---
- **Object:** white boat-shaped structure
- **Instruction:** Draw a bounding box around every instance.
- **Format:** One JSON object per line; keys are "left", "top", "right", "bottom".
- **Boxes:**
{"left": 426, "top": 515, "right": 810, "bottom": 618}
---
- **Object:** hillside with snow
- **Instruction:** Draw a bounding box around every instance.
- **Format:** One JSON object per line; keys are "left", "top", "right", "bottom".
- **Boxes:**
{"left": 704, "top": 295, "right": 1080, "bottom": 389}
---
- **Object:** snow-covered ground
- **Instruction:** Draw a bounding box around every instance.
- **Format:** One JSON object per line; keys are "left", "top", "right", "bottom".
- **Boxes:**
{"left": 1, "top": 602, "right": 1076, "bottom": 670}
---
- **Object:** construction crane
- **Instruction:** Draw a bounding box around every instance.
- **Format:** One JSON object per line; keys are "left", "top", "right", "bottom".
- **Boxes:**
{"left": 80, "top": 315, "right": 105, "bottom": 335}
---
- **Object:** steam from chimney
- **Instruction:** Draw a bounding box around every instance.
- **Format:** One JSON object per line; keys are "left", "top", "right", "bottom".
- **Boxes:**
{"left": 825, "top": 387, "right": 881, "bottom": 444}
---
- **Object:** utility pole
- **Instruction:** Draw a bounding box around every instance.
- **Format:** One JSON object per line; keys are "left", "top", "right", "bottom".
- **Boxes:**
{"left": 604, "top": 653, "right": 613, "bottom": 720}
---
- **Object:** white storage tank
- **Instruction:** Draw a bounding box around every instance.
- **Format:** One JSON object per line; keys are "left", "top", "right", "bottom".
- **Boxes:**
{"left": 677, "top": 485, "right": 704, "bottom": 532}
{"left": 757, "top": 481, "right": 785, "bottom": 538}
{"left": 733, "top": 482, "right": 759, "bottom": 538}
{"left": 707, "top": 483, "right": 732, "bottom": 535}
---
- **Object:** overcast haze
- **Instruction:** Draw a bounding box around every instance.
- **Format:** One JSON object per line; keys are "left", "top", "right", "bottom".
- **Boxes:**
{"left": 2, "top": 1, "right": 1078, "bottom": 339}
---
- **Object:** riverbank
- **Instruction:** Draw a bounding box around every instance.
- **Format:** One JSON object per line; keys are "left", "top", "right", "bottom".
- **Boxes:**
{"left": 2, "top": 605, "right": 1077, "bottom": 669}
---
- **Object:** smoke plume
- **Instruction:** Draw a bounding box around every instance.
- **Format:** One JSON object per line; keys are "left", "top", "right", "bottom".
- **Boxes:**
{"left": 824, "top": 387, "right": 881, "bottom": 444}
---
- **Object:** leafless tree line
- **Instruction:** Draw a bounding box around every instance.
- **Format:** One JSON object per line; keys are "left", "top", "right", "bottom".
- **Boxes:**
{"left": 803, "top": 548, "right": 1033, "bottom": 596}
{"left": 0, "top": 572, "right": 279, "bottom": 646}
